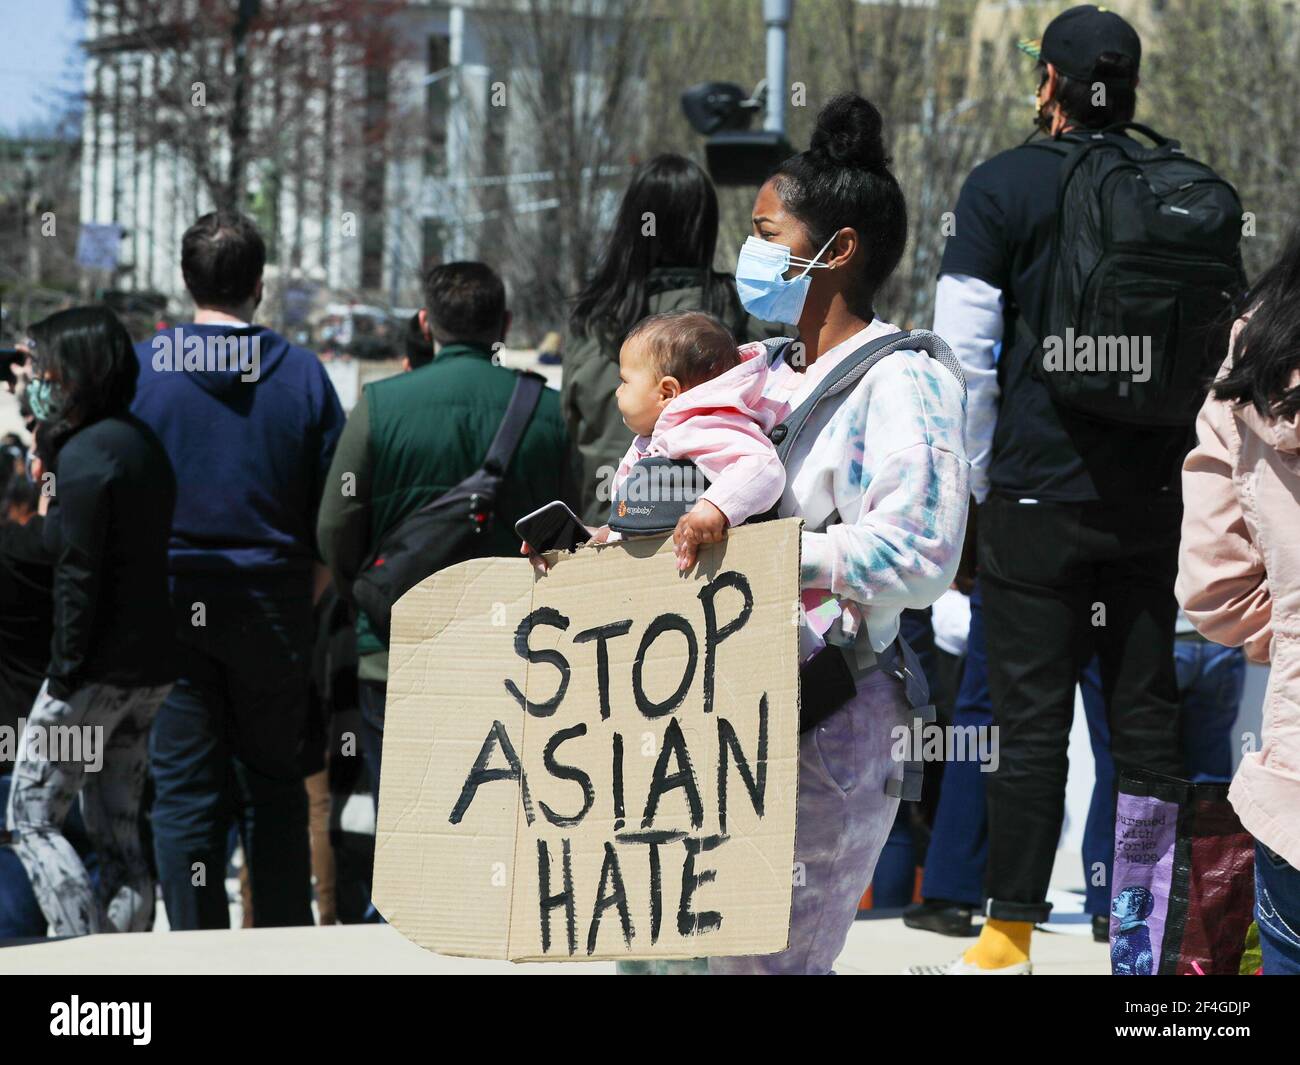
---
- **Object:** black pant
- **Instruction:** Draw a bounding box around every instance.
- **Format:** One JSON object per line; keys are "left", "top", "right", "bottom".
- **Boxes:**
{"left": 357, "top": 678, "right": 386, "bottom": 799}
{"left": 150, "top": 578, "right": 314, "bottom": 930}
{"left": 978, "top": 493, "right": 1184, "bottom": 923}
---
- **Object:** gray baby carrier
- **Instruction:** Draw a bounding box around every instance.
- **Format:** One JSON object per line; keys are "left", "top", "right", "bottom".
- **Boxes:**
{"left": 609, "top": 329, "right": 966, "bottom": 799}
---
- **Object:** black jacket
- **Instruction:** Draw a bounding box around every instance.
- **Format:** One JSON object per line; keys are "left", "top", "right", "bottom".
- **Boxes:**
{"left": 44, "top": 414, "right": 177, "bottom": 699}
{"left": 0, "top": 515, "right": 54, "bottom": 765}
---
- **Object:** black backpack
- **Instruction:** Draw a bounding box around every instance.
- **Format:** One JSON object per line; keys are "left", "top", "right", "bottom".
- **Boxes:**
{"left": 350, "top": 371, "right": 545, "bottom": 642}
{"left": 1024, "top": 123, "right": 1246, "bottom": 426}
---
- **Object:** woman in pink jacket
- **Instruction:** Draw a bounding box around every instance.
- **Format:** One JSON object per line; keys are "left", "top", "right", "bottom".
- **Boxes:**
{"left": 1177, "top": 232, "right": 1300, "bottom": 975}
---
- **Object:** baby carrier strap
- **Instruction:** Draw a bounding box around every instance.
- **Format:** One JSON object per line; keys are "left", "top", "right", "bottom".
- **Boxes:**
{"left": 766, "top": 328, "right": 966, "bottom": 465}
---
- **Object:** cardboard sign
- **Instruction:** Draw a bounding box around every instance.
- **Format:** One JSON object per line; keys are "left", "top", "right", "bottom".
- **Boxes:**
{"left": 373, "top": 518, "right": 802, "bottom": 962}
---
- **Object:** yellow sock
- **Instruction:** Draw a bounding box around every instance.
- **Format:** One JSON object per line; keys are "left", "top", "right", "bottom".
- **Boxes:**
{"left": 962, "top": 918, "right": 1032, "bottom": 969}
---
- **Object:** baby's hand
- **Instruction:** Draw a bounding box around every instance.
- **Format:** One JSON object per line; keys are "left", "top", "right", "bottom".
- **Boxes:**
{"left": 673, "top": 500, "right": 728, "bottom": 572}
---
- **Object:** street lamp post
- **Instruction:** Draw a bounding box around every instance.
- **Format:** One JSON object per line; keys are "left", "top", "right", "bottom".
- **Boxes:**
{"left": 228, "top": 0, "right": 261, "bottom": 211}
{"left": 763, "top": 0, "right": 792, "bottom": 135}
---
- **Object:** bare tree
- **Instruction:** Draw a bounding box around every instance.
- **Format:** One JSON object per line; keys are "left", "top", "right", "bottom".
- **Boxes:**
{"left": 472, "top": 0, "right": 651, "bottom": 337}
{"left": 82, "top": 0, "right": 412, "bottom": 211}
{"left": 1143, "top": 0, "right": 1300, "bottom": 279}
{"left": 631, "top": 0, "right": 1031, "bottom": 329}
{"left": 0, "top": 114, "right": 85, "bottom": 335}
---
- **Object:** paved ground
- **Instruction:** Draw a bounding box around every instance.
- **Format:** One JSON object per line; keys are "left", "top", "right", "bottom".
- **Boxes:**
{"left": 0, "top": 863, "right": 1111, "bottom": 975}
{"left": 0, "top": 911, "right": 1109, "bottom": 975}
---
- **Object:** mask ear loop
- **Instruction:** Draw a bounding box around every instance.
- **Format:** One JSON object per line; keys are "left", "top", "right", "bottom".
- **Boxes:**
{"left": 790, "top": 231, "right": 840, "bottom": 279}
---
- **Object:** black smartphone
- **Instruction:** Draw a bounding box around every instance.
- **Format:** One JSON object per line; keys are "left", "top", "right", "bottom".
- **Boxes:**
{"left": 0, "top": 348, "right": 24, "bottom": 388}
{"left": 515, "top": 500, "right": 592, "bottom": 553}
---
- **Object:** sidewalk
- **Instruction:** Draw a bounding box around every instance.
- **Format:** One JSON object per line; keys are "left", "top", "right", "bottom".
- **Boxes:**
{"left": 0, "top": 912, "right": 1109, "bottom": 976}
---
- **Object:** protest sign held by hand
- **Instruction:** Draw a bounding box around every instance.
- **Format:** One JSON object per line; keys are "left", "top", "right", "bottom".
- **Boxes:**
{"left": 373, "top": 519, "right": 802, "bottom": 961}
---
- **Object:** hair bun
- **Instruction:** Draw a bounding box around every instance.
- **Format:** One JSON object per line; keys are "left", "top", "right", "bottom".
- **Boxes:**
{"left": 808, "top": 93, "right": 891, "bottom": 173}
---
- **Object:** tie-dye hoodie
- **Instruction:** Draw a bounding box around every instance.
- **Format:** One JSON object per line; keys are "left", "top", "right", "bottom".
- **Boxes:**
{"left": 764, "top": 319, "right": 970, "bottom": 662}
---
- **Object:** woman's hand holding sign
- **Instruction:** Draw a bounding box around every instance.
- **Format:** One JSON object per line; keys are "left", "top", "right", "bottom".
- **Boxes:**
{"left": 520, "top": 520, "right": 609, "bottom": 574}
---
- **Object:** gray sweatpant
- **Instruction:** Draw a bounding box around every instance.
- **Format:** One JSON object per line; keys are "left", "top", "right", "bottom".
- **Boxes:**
{"left": 7, "top": 680, "right": 171, "bottom": 936}
{"left": 709, "top": 667, "right": 907, "bottom": 974}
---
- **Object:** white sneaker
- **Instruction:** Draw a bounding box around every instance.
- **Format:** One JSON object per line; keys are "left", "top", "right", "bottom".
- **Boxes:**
{"left": 906, "top": 955, "right": 1032, "bottom": 975}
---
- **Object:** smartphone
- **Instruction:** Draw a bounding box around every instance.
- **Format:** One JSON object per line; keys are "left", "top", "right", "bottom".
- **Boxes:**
{"left": 515, "top": 500, "right": 592, "bottom": 553}
{"left": 0, "top": 348, "right": 24, "bottom": 388}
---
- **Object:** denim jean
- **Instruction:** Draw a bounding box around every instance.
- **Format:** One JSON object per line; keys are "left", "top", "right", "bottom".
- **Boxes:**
{"left": 1174, "top": 639, "right": 1245, "bottom": 784}
{"left": 873, "top": 608, "right": 937, "bottom": 908}
{"left": 1080, "top": 661, "right": 1114, "bottom": 916}
{"left": 150, "top": 578, "right": 313, "bottom": 930}
{"left": 0, "top": 772, "right": 98, "bottom": 938}
{"left": 921, "top": 586, "right": 991, "bottom": 907}
{"left": 1081, "top": 637, "right": 1245, "bottom": 914}
{"left": 925, "top": 588, "right": 1243, "bottom": 920}
{"left": 357, "top": 678, "right": 386, "bottom": 799}
{"left": 1255, "top": 842, "right": 1300, "bottom": 975}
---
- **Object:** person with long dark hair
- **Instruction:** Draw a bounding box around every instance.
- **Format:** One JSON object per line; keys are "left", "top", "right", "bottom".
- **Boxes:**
{"left": 563, "top": 153, "right": 779, "bottom": 523}
{"left": 4, "top": 306, "right": 176, "bottom": 936}
{"left": 701, "top": 94, "right": 969, "bottom": 973}
{"left": 1178, "top": 227, "right": 1300, "bottom": 974}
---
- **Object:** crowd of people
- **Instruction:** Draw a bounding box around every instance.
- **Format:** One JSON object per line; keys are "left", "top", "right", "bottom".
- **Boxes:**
{"left": 0, "top": 3, "right": 1296, "bottom": 976}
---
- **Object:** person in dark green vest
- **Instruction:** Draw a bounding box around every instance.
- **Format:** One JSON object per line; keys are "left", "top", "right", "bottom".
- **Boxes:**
{"left": 563, "top": 153, "right": 786, "bottom": 525}
{"left": 318, "top": 262, "right": 575, "bottom": 789}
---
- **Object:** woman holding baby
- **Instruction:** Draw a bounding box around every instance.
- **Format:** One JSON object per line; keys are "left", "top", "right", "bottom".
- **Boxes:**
{"left": 711, "top": 93, "right": 971, "bottom": 973}
{"left": 536, "top": 93, "right": 969, "bottom": 973}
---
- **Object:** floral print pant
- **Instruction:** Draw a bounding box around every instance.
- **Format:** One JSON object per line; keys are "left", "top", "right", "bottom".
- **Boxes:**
{"left": 709, "top": 668, "right": 909, "bottom": 974}
{"left": 6, "top": 680, "right": 171, "bottom": 936}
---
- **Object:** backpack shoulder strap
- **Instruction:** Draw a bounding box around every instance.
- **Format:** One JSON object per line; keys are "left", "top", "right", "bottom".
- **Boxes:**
{"left": 1018, "top": 137, "right": 1074, "bottom": 159}
{"left": 768, "top": 330, "right": 966, "bottom": 462}
{"left": 1098, "top": 121, "right": 1173, "bottom": 149}
{"left": 761, "top": 335, "right": 795, "bottom": 366}
{"left": 482, "top": 370, "right": 546, "bottom": 476}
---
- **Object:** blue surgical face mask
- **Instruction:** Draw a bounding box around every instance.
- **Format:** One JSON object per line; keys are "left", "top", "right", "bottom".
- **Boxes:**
{"left": 27, "top": 378, "right": 64, "bottom": 423}
{"left": 734, "top": 233, "right": 837, "bottom": 324}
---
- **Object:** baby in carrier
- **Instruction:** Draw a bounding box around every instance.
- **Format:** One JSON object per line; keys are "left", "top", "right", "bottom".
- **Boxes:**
{"left": 607, "top": 310, "right": 790, "bottom": 569}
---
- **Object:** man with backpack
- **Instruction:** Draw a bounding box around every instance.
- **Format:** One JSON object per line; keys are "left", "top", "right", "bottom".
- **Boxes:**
{"left": 317, "top": 262, "right": 575, "bottom": 794}
{"left": 926, "top": 5, "right": 1245, "bottom": 974}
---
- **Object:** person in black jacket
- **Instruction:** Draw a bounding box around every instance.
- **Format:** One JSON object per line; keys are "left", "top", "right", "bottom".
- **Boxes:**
{"left": 4, "top": 306, "right": 176, "bottom": 936}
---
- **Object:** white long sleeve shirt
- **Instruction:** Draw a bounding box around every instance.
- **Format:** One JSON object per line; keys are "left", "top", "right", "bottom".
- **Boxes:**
{"left": 932, "top": 272, "right": 1004, "bottom": 504}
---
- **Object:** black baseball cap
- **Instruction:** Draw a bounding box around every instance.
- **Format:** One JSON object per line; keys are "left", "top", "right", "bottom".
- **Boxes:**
{"left": 1018, "top": 5, "right": 1141, "bottom": 85}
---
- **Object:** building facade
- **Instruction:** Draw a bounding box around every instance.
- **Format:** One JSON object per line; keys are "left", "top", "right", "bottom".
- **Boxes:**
{"left": 78, "top": 0, "right": 586, "bottom": 321}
